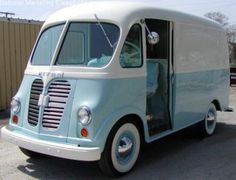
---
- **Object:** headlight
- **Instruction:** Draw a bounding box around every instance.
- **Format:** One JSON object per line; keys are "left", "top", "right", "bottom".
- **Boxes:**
{"left": 77, "top": 106, "right": 92, "bottom": 125}
{"left": 11, "top": 98, "right": 21, "bottom": 114}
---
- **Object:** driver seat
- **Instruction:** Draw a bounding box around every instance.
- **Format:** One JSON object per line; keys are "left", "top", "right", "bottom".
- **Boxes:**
{"left": 147, "top": 60, "right": 159, "bottom": 97}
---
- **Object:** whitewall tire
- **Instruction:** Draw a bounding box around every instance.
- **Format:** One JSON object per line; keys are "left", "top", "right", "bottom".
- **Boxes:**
{"left": 99, "top": 121, "right": 141, "bottom": 176}
{"left": 201, "top": 103, "right": 217, "bottom": 136}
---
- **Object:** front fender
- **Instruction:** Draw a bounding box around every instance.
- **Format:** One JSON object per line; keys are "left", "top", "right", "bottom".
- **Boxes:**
{"left": 93, "top": 106, "right": 147, "bottom": 152}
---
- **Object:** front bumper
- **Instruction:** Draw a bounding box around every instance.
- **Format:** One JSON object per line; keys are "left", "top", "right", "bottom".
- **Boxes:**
{"left": 0, "top": 126, "right": 101, "bottom": 161}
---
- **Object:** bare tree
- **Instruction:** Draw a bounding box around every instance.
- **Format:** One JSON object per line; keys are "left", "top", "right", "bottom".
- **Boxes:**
{"left": 205, "top": 11, "right": 236, "bottom": 64}
{"left": 205, "top": 11, "right": 229, "bottom": 27}
{"left": 227, "top": 25, "right": 236, "bottom": 43}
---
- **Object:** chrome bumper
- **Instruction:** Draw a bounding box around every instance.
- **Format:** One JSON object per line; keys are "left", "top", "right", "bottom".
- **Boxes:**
{"left": 0, "top": 126, "right": 101, "bottom": 161}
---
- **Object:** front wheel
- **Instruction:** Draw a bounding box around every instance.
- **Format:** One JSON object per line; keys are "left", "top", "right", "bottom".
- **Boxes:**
{"left": 98, "top": 122, "right": 141, "bottom": 177}
{"left": 200, "top": 103, "right": 217, "bottom": 137}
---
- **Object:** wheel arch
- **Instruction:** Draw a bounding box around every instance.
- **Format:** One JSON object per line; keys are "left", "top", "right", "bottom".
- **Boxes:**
{"left": 94, "top": 108, "right": 147, "bottom": 153}
{"left": 110, "top": 114, "right": 145, "bottom": 143}
{"left": 93, "top": 106, "right": 148, "bottom": 152}
{"left": 212, "top": 99, "right": 222, "bottom": 111}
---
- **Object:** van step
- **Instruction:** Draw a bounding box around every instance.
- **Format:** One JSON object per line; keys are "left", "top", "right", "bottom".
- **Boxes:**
{"left": 147, "top": 118, "right": 171, "bottom": 136}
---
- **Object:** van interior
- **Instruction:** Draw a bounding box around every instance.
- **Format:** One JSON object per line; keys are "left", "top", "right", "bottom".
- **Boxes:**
{"left": 146, "top": 19, "right": 172, "bottom": 136}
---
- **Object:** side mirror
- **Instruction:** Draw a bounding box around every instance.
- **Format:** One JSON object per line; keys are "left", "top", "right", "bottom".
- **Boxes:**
{"left": 147, "top": 32, "right": 160, "bottom": 45}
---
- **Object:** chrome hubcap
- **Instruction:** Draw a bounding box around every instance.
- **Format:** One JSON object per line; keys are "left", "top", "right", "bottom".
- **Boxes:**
{"left": 206, "top": 108, "right": 216, "bottom": 133}
{"left": 207, "top": 112, "right": 215, "bottom": 124}
{"left": 118, "top": 136, "right": 133, "bottom": 159}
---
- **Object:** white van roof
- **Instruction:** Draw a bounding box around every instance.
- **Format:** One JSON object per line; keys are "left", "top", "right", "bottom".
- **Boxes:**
{"left": 44, "top": 1, "right": 222, "bottom": 30}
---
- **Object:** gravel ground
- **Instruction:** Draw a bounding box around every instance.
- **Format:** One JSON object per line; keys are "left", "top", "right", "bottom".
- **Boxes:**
{"left": 0, "top": 88, "right": 236, "bottom": 179}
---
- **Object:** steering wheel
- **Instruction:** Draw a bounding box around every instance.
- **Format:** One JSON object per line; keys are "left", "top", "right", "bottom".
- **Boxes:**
{"left": 119, "top": 41, "right": 141, "bottom": 67}
{"left": 122, "top": 41, "right": 140, "bottom": 59}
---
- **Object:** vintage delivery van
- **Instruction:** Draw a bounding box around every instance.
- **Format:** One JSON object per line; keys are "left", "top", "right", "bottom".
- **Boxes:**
{"left": 0, "top": 1, "right": 231, "bottom": 176}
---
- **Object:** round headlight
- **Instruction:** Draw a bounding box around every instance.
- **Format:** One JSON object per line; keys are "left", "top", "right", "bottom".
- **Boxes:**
{"left": 77, "top": 106, "right": 91, "bottom": 125}
{"left": 11, "top": 98, "right": 21, "bottom": 114}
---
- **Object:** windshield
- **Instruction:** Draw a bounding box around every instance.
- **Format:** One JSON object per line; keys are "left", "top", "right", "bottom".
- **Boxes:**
{"left": 56, "top": 22, "right": 119, "bottom": 67}
{"left": 31, "top": 23, "right": 119, "bottom": 67}
{"left": 31, "top": 24, "right": 65, "bottom": 65}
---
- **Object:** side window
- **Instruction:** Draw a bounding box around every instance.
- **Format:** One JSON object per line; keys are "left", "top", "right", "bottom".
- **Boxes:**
{"left": 120, "top": 24, "right": 142, "bottom": 68}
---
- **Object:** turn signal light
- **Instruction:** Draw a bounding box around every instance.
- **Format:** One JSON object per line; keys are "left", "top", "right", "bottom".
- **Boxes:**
{"left": 12, "top": 115, "right": 18, "bottom": 124}
{"left": 81, "top": 128, "right": 89, "bottom": 137}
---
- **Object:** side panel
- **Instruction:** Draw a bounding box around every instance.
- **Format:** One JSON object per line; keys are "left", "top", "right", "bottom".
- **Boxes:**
{"left": 174, "top": 69, "right": 229, "bottom": 129}
{"left": 173, "top": 22, "right": 229, "bottom": 130}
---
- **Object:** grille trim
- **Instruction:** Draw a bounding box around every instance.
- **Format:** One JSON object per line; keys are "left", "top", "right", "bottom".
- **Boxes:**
{"left": 28, "top": 79, "right": 43, "bottom": 127}
{"left": 42, "top": 80, "right": 71, "bottom": 130}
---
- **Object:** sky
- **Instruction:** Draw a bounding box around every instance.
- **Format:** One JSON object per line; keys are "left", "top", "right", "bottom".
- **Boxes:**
{"left": 0, "top": 0, "right": 236, "bottom": 24}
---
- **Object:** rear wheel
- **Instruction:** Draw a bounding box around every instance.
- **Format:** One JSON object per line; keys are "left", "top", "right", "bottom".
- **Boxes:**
{"left": 19, "top": 147, "right": 44, "bottom": 159}
{"left": 98, "top": 122, "right": 141, "bottom": 177}
{"left": 200, "top": 103, "right": 217, "bottom": 137}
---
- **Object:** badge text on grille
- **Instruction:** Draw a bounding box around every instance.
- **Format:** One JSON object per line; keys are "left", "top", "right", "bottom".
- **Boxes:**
{"left": 39, "top": 72, "right": 64, "bottom": 78}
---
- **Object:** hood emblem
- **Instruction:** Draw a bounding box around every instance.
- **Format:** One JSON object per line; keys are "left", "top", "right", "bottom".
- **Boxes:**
{"left": 39, "top": 71, "right": 64, "bottom": 86}
{"left": 39, "top": 72, "right": 64, "bottom": 78}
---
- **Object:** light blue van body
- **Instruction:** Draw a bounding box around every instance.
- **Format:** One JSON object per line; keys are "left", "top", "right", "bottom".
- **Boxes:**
{"left": 1, "top": 1, "right": 230, "bottom": 162}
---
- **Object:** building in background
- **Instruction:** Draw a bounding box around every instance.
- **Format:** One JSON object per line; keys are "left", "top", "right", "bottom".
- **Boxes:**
{"left": 0, "top": 17, "right": 42, "bottom": 110}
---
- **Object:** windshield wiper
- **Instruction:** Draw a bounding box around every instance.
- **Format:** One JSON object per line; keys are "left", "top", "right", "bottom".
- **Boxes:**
{"left": 94, "top": 14, "right": 113, "bottom": 48}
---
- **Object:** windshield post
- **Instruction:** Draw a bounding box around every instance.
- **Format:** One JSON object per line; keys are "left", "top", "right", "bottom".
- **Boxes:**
{"left": 50, "top": 22, "right": 69, "bottom": 66}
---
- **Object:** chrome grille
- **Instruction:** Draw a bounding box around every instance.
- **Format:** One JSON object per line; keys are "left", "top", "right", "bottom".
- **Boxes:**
{"left": 28, "top": 79, "right": 43, "bottom": 126}
{"left": 42, "top": 80, "right": 71, "bottom": 129}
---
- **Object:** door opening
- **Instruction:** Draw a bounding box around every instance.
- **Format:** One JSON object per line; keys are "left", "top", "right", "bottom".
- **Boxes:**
{"left": 145, "top": 19, "right": 172, "bottom": 136}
